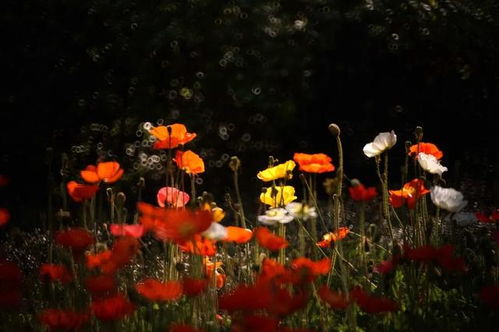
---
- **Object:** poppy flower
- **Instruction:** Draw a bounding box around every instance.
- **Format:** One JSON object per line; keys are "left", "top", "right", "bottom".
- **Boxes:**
{"left": 267, "top": 288, "right": 308, "bottom": 316}
{"left": 389, "top": 178, "right": 430, "bottom": 209}
{"left": 255, "top": 227, "right": 289, "bottom": 251}
{"left": 231, "top": 314, "right": 279, "bottom": 332}
{"left": 109, "top": 224, "right": 145, "bottom": 238}
{"left": 0, "top": 208, "right": 10, "bottom": 227}
{"left": 363, "top": 131, "right": 397, "bottom": 158}
{"left": 66, "top": 181, "right": 99, "bottom": 202}
{"left": 258, "top": 208, "right": 294, "bottom": 226}
{"left": 430, "top": 186, "right": 467, "bottom": 212}
{"left": 408, "top": 142, "right": 443, "bottom": 160}
{"left": 169, "top": 324, "right": 205, "bottom": 332}
{"left": 85, "top": 274, "right": 117, "bottom": 298}
{"left": 349, "top": 183, "right": 377, "bottom": 202}
{"left": 350, "top": 287, "right": 398, "bottom": 314}
{"left": 202, "top": 222, "right": 228, "bottom": 240}
{"left": 174, "top": 150, "right": 205, "bottom": 174}
{"left": 416, "top": 153, "right": 448, "bottom": 176}
{"left": 157, "top": 187, "right": 190, "bottom": 208}
{"left": 291, "top": 257, "right": 331, "bottom": 277}
{"left": 203, "top": 258, "right": 225, "bottom": 289}
{"left": 285, "top": 202, "right": 317, "bottom": 221}
{"left": 103, "top": 236, "right": 140, "bottom": 274}
{"left": 257, "top": 160, "right": 296, "bottom": 182}
{"left": 293, "top": 153, "right": 335, "bottom": 173}
{"left": 257, "top": 258, "right": 294, "bottom": 285}
{"left": 135, "top": 279, "right": 183, "bottom": 302}
{"left": 374, "top": 258, "right": 398, "bottom": 275}
{"left": 80, "top": 161, "right": 124, "bottom": 184}
{"left": 38, "top": 309, "right": 89, "bottom": 331}
{"left": 91, "top": 294, "right": 135, "bottom": 321}
{"left": 222, "top": 227, "right": 253, "bottom": 244}
{"left": 260, "top": 186, "right": 297, "bottom": 208}
{"left": 55, "top": 228, "right": 94, "bottom": 253}
{"left": 479, "top": 285, "right": 499, "bottom": 310}
{"left": 434, "top": 245, "right": 467, "bottom": 272}
{"left": 182, "top": 277, "right": 208, "bottom": 297}
{"left": 219, "top": 283, "right": 272, "bottom": 312}
{"left": 318, "top": 286, "right": 349, "bottom": 310}
{"left": 149, "top": 123, "right": 197, "bottom": 149}
{"left": 39, "top": 264, "right": 73, "bottom": 283}
{"left": 86, "top": 250, "right": 113, "bottom": 270}
{"left": 178, "top": 234, "right": 217, "bottom": 256}
{"left": 476, "top": 210, "right": 499, "bottom": 223}
{"left": 152, "top": 208, "right": 213, "bottom": 244}
{"left": 404, "top": 245, "right": 436, "bottom": 263}
{"left": 316, "top": 227, "right": 350, "bottom": 247}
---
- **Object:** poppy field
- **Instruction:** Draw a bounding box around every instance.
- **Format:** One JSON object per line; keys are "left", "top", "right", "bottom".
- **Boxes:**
{"left": 0, "top": 122, "right": 498, "bottom": 332}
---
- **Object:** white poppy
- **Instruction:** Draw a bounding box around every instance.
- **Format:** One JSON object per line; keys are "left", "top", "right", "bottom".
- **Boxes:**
{"left": 202, "top": 222, "right": 228, "bottom": 240}
{"left": 417, "top": 153, "right": 448, "bottom": 176}
{"left": 430, "top": 186, "right": 467, "bottom": 213}
{"left": 363, "top": 131, "right": 397, "bottom": 158}
{"left": 285, "top": 202, "right": 318, "bottom": 221}
{"left": 258, "top": 208, "right": 294, "bottom": 226}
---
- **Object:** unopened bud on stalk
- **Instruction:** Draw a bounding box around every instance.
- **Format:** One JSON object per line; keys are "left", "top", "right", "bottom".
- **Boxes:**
{"left": 137, "top": 177, "right": 145, "bottom": 188}
{"left": 116, "top": 192, "right": 126, "bottom": 206}
{"left": 268, "top": 156, "right": 276, "bottom": 167}
{"left": 405, "top": 141, "right": 412, "bottom": 150}
{"left": 328, "top": 123, "right": 341, "bottom": 137}
{"left": 414, "top": 126, "right": 424, "bottom": 141}
{"left": 350, "top": 178, "right": 361, "bottom": 187}
{"left": 106, "top": 187, "right": 113, "bottom": 200}
{"left": 229, "top": 156, "right": 241, "bottom": 172}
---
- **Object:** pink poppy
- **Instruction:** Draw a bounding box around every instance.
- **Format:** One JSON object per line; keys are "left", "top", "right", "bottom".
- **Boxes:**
{"left": 157, "top": 187, "right": 190, "bottom": 208}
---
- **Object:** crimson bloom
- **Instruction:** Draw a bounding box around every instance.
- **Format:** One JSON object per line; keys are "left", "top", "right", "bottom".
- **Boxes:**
{"left": 255, "top": 227, "right": 289, "bottom": 251}
{"left": 476, "top": 210, "right": 499, "bottom": 223}
{"left": 350, "top": 287, "right": 398, "bottom": 314}
{"left": 293, "top": 153, "right": 335, "bottom": 173}
{"left": 85, "top": 274, "right": 117, "bottom": 298}
{"left": 389, "top": 178, "right": 430, "bottom": 209}
{"left": 55, "top": 228, "right": 94, "bottom": 254}
{"left": 39, "top": 264, "right": 73, "bottom": 283}
{"left": 318, "top": 286, "right": 349, "bottom": 310}
{"left": 66, "top": 181, "right": 99, "bottom": 202}
{"left": 91, "top": 294, "right": 135, "bottom": 321}
{"left": 349, "top": 183, "right": 377, "bottom": 202}
{"left": 135, "top": 279, "right": 183, "bottom": 302}
{"left": 38, "top": 309, "right": 89, "bottom": 331}
{"left": 182, "top": 277, "right": 208, "bottom": 297}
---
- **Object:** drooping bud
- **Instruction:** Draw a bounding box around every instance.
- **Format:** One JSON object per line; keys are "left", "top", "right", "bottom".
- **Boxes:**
{"left": 229, "top": 156, "right": 241, "bottom": 172}
{"left": 414, "top": 126, "right": 424, "bottom": 142}
{"left": 116, "top": 192, "right": 126, "bottom": 206}
{"left": 350, "top": 178, "right": 361, "bottom": 187}
{"left": 328, "top": 123, "right": 341, "bottom": 137}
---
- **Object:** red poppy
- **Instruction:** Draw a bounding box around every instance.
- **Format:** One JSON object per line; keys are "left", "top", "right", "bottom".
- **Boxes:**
{"left": 349, "top": 183, "right": 377, "bottom": 202}
{"left": 157, "top": 187, "right": 190, "bottom": 208}
{"left": 0, "top": 208, "right": 10, "bottom": 227}
{"left": 174, "top": 150, "right": 205, "bottom": 174}
{"left": 258, "top": 259, "right": 292, "bottom": 285}
{"left": 109, "top": 224, "right": 145, "bottom": 238}
{"left": 231, "top": 314, "right": 280, "bottom": 332}
{"left": 85, "top": 274, "right": 117, "bottom": 298}
{"left": 434, "top": 245, "right": 467, "bottom": 272}
{"left": 135, "top": 279, "right": 183, "bottom": 302}
{"left": 267, "top": 288, "right": 308, "bottom": 316}
{"left": 55, "top": 228, "right": 94, "bottom": 253}
{"left": 404, "top": 245, "right": 436, "bottom": 263}
{"left": 66, "top": 181, "right": 99, "bottom": 202}
{"left": 222, "top": 227, "right": 253, "bottom": 244}
{"left": 476, "top": 210, "right": 499, "bottom": 223}
{"left": 80, "top": 161, "right": 124, "bottom": 184}
{"left": 178, "top": 235, "right": 217, "bottom": 256}
{"left": 91, "top": 294, "right": 135, "bottom": 321}
{"left": 316, "top": 227, "right": 350, "bottom": 248}
{"left": 374, "top": 258, "right": 398, "bottom": 275}
{"left": 350, "top": 287, "right": 398, "bottom": 314}
{"left": 291, "top": 257, "right": 331, "bottom": 280}
{"left": 150, "top": 123, "right": 197, "bottom": 149}
{"left": 389, "top": 178, "right": 430, "bottom": 209}
{"left": 318, "top": 286, "right": 349, "bottom": 310}
{"left": 38, "top": 309, "right": 89, "bottom": 331}
{"left": 408, "top": 142, "right": 443, "bottom": 160}
{"left": 86, "top": 250, "right": 113, "bottom": 270}
{"left": 219, "top": 283, "right": 271, "bottom": 312}
{"left": 169, "top": 324, "right": 205, "bottom": 332}
{"left": 479, "top": 285, "right": 499, "bottom": 310}
{"left": 293, "top": 153, "right": 335, "bottom": 173}
{"left": 182, "top": 277, "right": 208, "bottom": 297}
{"left": 255, "top": 227, "right": 289, "bottom": 251}
{"left": 101, "top": 236, "right": 140, "bottom": 274}
{"left": 39, "top": 264, "right": 73, "bottom": 283}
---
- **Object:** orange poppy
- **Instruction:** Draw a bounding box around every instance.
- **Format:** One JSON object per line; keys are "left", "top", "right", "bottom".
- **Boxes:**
{"left": 222, "top": 226, "right": 253, "bottom": 244}
{"left": 91, "top": 294, "right": 135, "bottom": 321}
{"left": 203, "top": 258, "right": 225, "bottom": 289}
{"left": 39, "top": 264, "right": 73, "bottom": 284}
{"left": 66, "top": 181, "right": 99, "bottom": 202}
{"left": 150, "top": 123, "right": 197, "bottom": 149}
{"left": 151, "top": 207, "right": 213, "bottom": 244}
{"left": 389, "top": 178, "right": 430, "bottom": 209}
{"left": 318, "top": 286, "right": 349, "bottom": 310}
{"left": 408, "top": 142, "right": 443, "bottom": 160}
{"left": 254, "top": 227, "right": 289, "bottom": 251}
{"left": 38, "top": 309, "right": 89, "bottom": 331}
{"left": 178, "top": 234, "right": 217, "bottom": 256}
{"left": 291, "top": 257, "right": 331, "bottom": 277}
{"left": 174, "top": 150, "right": 205, "bottom": 174}
{"left": 80, "top": 161, "right": 124, "bottom": 184}
{"left": 0, "top": 208, "right": 10, "bottom": 227}
{"left": 55, "top": 228, "right": 94, "bottom": 253}
{"left": 317, "top": 227, "right": 350, "bottom": 248}
{"left": 349, "top": 183, "right": 377, "bottom": 202}
{"left": 182, "top": 277, "right": 208, "bottom": 297}
{"left": 293, "top": 153, "right": 335, "bottom": 173}
{"left": 135, "top": 279, "right": 183, "bottom": 302}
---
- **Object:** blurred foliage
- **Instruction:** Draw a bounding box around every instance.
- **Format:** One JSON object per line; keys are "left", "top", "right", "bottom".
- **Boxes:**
{"left": 1, "top": 0, "right": 499, "bottom": 226}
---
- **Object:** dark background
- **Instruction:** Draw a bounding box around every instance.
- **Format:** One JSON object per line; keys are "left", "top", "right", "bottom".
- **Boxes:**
{"left": 1, "top": 0, "right": 498, "bottom": 228}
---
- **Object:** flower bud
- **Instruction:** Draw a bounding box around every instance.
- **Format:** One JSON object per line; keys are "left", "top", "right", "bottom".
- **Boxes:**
{"left": 229, "top": 156, "right": 241, "bottom": 172}
{"left": 414, "top": 126, "right": 424, "bottom": 141}
{"left": 328, "top": 123, "right": 341, "bottom": 137}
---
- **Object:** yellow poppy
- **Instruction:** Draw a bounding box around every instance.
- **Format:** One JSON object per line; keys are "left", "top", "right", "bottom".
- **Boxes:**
{"left": 257, "top": 160, "right": 296, "bottom": 182}
{"left": 260, "top": 186, "right": 297, "bottom": 207}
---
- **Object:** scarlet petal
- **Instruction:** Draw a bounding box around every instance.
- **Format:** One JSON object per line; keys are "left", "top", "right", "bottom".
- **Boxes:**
{"left": 255, "top": 227, "right": 289, "bottom": 251}
{"left": 135, "top": 279, "right": 183, "bottom": 302}
{"left": 318, "top": 286, "right": 349, "bottom": 310}
{"left": 182, "top": 278, "right": 208, "bottom": 297}
{"left": 91, "top": 294, "right": 135, "bottom": 321}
